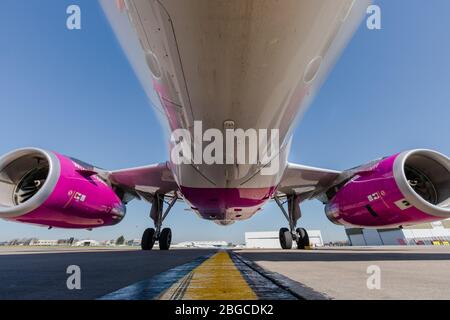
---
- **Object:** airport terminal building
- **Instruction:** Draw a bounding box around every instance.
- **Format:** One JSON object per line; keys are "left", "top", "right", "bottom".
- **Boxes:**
{"left": 346, "top": 219, "right": 450, "bottom": 246}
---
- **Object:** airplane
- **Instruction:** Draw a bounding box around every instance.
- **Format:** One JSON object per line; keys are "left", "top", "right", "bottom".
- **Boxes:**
{"left": 1, "top": 0, "right": 449, "bottom": 251}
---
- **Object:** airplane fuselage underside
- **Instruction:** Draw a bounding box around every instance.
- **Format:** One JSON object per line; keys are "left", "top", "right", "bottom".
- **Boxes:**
{"left": 106, "top": 0, "right": 369, "bottom": 222}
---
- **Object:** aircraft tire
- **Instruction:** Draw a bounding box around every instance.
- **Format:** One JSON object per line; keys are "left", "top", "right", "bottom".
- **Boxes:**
{"left": 296, "top": 228, "right": 310, "bottom": 249}
{"left": 141, "top": 228, "right": 156, "bottom": 250}
{"left": 279, "top": 227, "right": 293, "bottom": 249}
{"left": 159, "top": 228, "right": 172, "bottom": 250}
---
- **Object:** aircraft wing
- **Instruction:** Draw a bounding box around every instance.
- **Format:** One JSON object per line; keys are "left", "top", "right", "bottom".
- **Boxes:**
{"left": 105, "top": 162, "right": 179, "bottom": 202}
{"left": 277, "top": 163, "right": 341, "bottom": 201}
{"left": 106, "top": 161, "right": 340, "bottom": 204}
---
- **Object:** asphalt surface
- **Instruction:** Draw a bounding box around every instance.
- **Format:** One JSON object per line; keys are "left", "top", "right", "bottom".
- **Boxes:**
{"left": 100, "top": 251, "right": 299, "bottom": 300}
{"left": 237, "top": 246, "right": 450, "bottom": 300}
{"left": 0, "top": 248, "right": 216, "bottom": 300}
{"left": 2, "top": 246, "right": 450, "bottom": 300}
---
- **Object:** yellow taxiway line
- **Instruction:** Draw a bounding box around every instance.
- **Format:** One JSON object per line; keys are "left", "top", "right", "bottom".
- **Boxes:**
{"left": 159, "top": 251, "right": 258, "bottom": 300}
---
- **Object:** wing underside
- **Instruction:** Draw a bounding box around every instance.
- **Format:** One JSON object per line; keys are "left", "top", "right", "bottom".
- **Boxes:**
{"left": 106, "top": 162, "right": 179, "bottom": 202}
{"left": 105, "top": 161, "right": 341, "bottom": 205}
{"left": 277, "top": 163, "right": 341, "bottom": 201}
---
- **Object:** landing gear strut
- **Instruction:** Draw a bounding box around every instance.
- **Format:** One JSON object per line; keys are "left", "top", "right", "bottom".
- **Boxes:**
{"left": 274, "top": 195, "right": 310, "bottom": 250}
{"left": 141, "top": 194, "right": 177, "bottom": 251}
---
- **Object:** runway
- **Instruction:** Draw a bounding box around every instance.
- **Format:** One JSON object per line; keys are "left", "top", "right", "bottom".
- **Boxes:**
{"left": 1, "top": 246, "right": 450, "bottom": 300}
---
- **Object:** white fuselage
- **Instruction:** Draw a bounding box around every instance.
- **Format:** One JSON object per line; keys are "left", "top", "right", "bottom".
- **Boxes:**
{"left": 101, "top": 0, "right": 370, "bottom": 221}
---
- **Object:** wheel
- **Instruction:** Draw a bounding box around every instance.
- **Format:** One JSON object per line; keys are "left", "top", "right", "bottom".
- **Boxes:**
{"left": 141, "top": 228, "right": 156, "bottom": 250}
{"left": 159, "top": 228, "right": 172, "bottom": 250}
{"left": 296, "top": 228, "right": 310, "bottom": 249}
{"left": 279, "top": 227, "right": 293, "bottom": 249}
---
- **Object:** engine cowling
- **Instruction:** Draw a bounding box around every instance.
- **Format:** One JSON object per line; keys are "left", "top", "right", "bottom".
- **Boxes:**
{"left": 325, "top": 149, "right": 450, "bottom": 228}
{"left": 0, "top": 148, "right": 126, "bottom": 229}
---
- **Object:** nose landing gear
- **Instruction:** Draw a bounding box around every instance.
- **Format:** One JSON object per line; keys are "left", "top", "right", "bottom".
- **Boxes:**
{"left": 141, "top": 194, "right": 177, "bottom": 251}
{"left": 274, "top": 195, "right": 310, "bottom": 250}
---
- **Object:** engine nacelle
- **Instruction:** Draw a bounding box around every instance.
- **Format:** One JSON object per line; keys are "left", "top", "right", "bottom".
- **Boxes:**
{"left": 0, "top": 148, "right": 126, "bottom": 229}
{"left": 325, "top": 149, "right": 450, "bottom": 228}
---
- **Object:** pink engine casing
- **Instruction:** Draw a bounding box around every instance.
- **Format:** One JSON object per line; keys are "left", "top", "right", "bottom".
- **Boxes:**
{"left": 0, "top": 148, "right": 125, "bottom": 229}
{"left": 325, "top": 150, "right": 450, "bottom": 228}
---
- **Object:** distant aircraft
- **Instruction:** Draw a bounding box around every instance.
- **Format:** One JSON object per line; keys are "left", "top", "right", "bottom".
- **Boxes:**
{"left": 1, "top": 0, "right": 449, "bottom": 251}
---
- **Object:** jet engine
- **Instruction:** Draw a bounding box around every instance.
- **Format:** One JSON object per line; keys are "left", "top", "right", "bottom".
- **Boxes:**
{"left": 0, "top": 148, "right": 125, "bottom": 228}
{"left": 325, "top": 149, "right": 450, "bottom": 228}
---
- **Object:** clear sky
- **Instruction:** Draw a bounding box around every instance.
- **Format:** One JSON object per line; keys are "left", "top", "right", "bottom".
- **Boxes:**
{"left": 0, "top": 0, "right": 449, "bottom": 243}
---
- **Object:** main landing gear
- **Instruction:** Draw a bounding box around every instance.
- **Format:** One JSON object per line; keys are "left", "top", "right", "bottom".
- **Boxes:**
{"left": 141, "top": 194, "right": 177, "bottom": 251}
{"left": 274, "top": 195, "right": 310, "bottom": 250}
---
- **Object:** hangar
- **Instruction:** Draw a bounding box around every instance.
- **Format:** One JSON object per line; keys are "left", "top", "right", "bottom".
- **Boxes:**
{"left": 346, "top": 219, "right": 450, "bottom": 246}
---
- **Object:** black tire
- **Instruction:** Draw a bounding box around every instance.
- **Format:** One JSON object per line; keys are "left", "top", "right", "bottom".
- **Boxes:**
{"left": 141, "top": 228, "right": 156, "bottom": 250}
{"left": 279, "top": 228, "right": 293, "bottom": 250}
{"left": 296, "top": 227, "right": 310, "bottom": 249}
{"left": 159, "top": 228, "right": 172, "bottom": 250}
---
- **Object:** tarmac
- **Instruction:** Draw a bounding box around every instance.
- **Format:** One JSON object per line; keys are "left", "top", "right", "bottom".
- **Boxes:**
{"left": 1, "top": 246, "right": 449, "bottom": 300}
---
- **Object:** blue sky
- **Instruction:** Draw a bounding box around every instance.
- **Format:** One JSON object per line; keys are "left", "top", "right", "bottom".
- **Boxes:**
{"left": 0, "top": 0, "right": 449, "bottom": 243}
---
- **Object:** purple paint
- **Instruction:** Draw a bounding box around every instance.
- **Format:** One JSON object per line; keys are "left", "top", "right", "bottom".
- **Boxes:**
{"left": 326, "top": 154, "right": 444, "bottom": 228}
{"left": 180, "top": 186, "right": 276, "bottom": 221}
{"left": 8, "top": 153, "right": 125, "bottom": 229}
